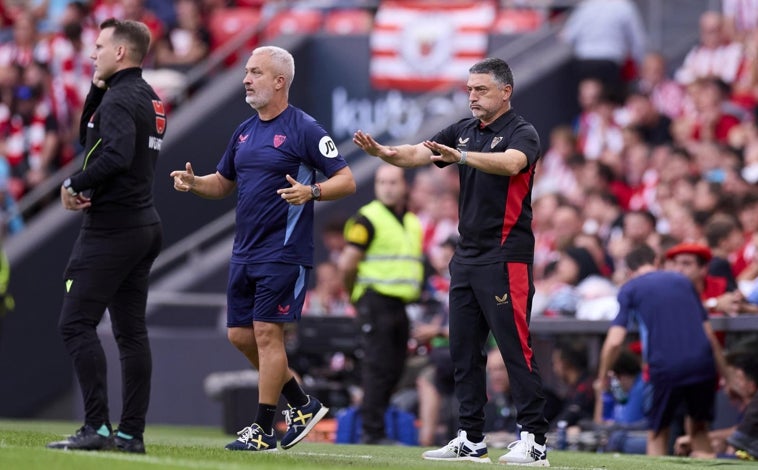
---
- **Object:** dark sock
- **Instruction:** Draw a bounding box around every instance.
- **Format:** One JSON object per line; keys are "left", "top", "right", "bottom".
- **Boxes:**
{"left": 534, "top": 434, "right": 546, "bottom": 446}
{"left": 281, "top": 377, "right": 309, "bottom": 408}
{"left": 467, "top": 432, "right": 484, "bottom": 443}
{"left": 255, "top": 403, "right": 278, "bottom": 434}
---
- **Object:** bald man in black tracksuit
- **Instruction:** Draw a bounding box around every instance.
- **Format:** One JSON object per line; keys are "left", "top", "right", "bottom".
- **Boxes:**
{"left": 48, "top": 19, "right": 166, "bottom": 454}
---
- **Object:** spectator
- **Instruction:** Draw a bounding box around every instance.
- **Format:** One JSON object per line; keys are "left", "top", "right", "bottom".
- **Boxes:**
{"left": 596, "top": 244, "right": 726, "bottom": 455}
{"left": 577, "top": 91, "right": 624, "bottom": 161}
{"left": 560, "top": 0, "right": 646, "bottom": 96}
{"left": 665, "top": 242, "right": 744, "bottom": 318}
{"left": 533, "top": 125, "right": 582, "bottom": 204}
{"left": 722, "top": 0, "right": 758, "bottom": 41}
{"left": 320, "top": 216, "right": 348, "bottom": 265}
{"left": 704, "top": 213, "right": 745, "bottom": 291}
{"left": 573, "top": 77, "right": 604, "bottom": 142}
{"left": 303, "top": 261, "right": 354, "bottom": 317}
{"left": 535, "top": 246, "right": 603, "bottom": 317}
{"left": 675, "top": 11, "right": 744, "bottom": 87}
{"left": 148, "top": 0, "right": 210, "bottom": 103}
{"left": 607, "top": 209, "right": 657, "bottom": 277}
{"left": 0, "top": 157, "right": 23, "bottom": 236}
{"left": 724, "top": 337, "right": 758, "bottom": 460}
{"left": 35, "top": 1, "right": 97, "bottom": 161}
{"left": 0, "top": 10, "right": 40, "bottom": 69}
{"left": 121, "top": 0, "right": 164, "bottom": 56}
{"left": 581, "top": 189, "right": 623, "bottom": 245}
{"left": 3, "top": 84, "right": 59, "bottom": 201}
{"left": 621, "top": 91, "right": 672, "bottom": 146}
{"left": 678, "top": 78, "right": 741, "bottom": 146}
{"left": 595, "top": 349, "right": 647, "bottom": 454}
{"left": 634, "top": 52, "right": 685, "bottom": 120}
{"left": 550, "top": 338, "right": 596, "bottom": 428}
{"left": 154, "top": 0, "right": 209, "bottom": 70}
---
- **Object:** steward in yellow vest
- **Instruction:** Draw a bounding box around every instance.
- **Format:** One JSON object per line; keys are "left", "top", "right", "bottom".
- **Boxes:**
{"left": 337, "top": 164, "right": 423, "bottom": 444}
{"left": 343, "top": 200, "right": 423, "bottom": 303}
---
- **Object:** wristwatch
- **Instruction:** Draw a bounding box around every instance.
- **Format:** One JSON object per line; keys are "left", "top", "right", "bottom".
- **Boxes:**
{"left": 62, "top": 178, "right": 78, "bottom": 197}
{"left": 457, "top": 150, "right": 468, "bottom": 165}
{"left": 310, "top": 183, "right": 321, "bottom": 201}
{"left": 705, "top": 297, "right": 718, "bottom": 311}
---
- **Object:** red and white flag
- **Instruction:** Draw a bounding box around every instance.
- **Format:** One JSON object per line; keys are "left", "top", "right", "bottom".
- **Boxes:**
{"left": 370, "top": 1, "right": 495, "bottom": 91}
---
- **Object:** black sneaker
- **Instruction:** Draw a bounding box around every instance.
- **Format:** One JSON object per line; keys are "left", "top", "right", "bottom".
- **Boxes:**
{"left": 114, "top": 432, "right": 146, "bottom": 454}
{"left": 47, "top": 425, "right": 113, "bottom": 451}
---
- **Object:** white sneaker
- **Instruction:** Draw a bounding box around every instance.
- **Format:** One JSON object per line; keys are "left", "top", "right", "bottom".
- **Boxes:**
{"left": 422, "top": 430, "right": 491, "bottom": 463}
{"left": 498, "top": 431, "right": 549, "bottom": 467}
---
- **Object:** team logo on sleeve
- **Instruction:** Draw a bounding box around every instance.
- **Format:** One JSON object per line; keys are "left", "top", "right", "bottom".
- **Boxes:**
{"left": 152, "top": 100, "right": 166, "bottom": 135}
{"left": 319, "top": 135, "right": 339, "bottom": 158}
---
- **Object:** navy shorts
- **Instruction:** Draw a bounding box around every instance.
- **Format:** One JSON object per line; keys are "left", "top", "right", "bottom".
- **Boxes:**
{"left": 226, "top": 262, "right": 310, "bottom": 327}
{"left": 645, "top": 378, "right": 717, "bottom": 433}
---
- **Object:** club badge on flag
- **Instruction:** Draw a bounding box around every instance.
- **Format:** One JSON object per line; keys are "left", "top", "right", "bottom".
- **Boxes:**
{"left": 370, "top": 1, "right": 495, "bottom": 91}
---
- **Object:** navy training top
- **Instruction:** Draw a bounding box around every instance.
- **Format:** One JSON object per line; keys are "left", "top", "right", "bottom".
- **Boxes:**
{"left": 217, "top": 105, "right": 347, "bottom": 266}
{"left": 612, "top": 270, "right": 717, "bottom": 386}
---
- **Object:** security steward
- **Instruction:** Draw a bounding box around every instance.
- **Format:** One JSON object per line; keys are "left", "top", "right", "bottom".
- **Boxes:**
{"left": 48, "top": 18, "right": 166, "bottom": 454}
{"left": 338, "top": 164, "right": 423, "bottom": 444}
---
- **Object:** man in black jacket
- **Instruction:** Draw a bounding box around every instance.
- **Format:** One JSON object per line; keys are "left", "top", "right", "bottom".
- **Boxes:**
{"left": 48, "top": 18, "right": 166, "bottom": 454}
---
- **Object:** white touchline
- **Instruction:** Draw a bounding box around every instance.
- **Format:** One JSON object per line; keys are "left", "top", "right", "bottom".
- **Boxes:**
{"left": 289, "top": 451, "right": 373, "bottom": 460}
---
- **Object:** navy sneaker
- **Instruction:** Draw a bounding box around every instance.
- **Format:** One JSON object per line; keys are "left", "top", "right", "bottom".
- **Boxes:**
{"left": 114, "top": 430, "right": 145, "bottom": 454}
{"left": 280, "top": 396, "right": 329, "bottom": 449}
{"left": 47, "top": 425, "right": 113, "bottom": 451}
{"left": 225, "top": 423, "right": 277, "bottom": 451}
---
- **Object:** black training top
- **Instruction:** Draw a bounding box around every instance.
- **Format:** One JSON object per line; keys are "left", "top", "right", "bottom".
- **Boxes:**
{"left": 72, "top": 67, "right": 166, "bottom": 229}
{"left": 432, "top": 109, "right": 541, "bottom": 264}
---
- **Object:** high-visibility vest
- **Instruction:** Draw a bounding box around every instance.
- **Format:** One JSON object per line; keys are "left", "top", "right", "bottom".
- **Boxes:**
{"left": 346, "top": 200, "right": 423, "bottom": 303}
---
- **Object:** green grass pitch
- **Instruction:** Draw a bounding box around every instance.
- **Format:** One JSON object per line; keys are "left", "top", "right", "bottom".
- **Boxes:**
{"left": 0, "top": 419, "right": 754, "bottom": 469}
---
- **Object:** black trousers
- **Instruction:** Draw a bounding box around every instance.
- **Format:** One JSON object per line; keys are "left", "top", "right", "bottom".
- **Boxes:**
{"left": 58, "top": 223, "right": 162, "bottom": 437}
{"left": 355, "top": 289, "right": 409, "bottom": 440}
{"left": 448, "top": 260, "right": 549, "bottom": 437}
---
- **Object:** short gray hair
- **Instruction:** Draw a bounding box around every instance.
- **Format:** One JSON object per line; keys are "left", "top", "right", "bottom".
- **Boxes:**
{"left": 252, "top": 46, "right": 295, "bottom": 90}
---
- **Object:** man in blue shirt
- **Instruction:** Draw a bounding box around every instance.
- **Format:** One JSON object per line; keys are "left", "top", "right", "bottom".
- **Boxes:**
{"left": 171, "top": 46, "right": 355, "bottom": 451}
{"left": 596, "top": 244, "right": 726, "bottom": 456}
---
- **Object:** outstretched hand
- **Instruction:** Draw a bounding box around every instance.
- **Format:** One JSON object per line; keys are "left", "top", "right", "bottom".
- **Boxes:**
{"left": 423, "top": 140, "right": 461, "bottom": 164}
{"left": 276, "top": 174, "right": 311, "bottom": 205}
{"left": 353, "top": 130, "right": 396, "bottom": 158}
{"left": 170, "top": 162, "right": 195, "bottom": 192}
